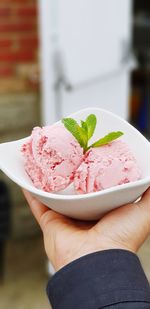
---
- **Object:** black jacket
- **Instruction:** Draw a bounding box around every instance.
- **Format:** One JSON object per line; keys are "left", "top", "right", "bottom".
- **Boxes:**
{"left": 47, "top": 250, "right": 150, "bottom": 308}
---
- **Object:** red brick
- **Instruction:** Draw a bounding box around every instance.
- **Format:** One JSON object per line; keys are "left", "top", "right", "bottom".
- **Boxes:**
{"left": 17, "top": 7, "right": 37, "bottom": 17}
{"left": 0, "top": 39, "right": 12, "bottom": 48}
{"left": 19, "top": 37, "right": 38, "bottom": 48}
{"left": 0, "top": 23, "right": 36, "bottom": 33}
{"left": 0, "top": 51, "right": 35, "bottom": 62}
{"left": 0, "top": 8, "right": 11, "bottom": 17}
{"left": 3, "top": 0, "right": 35, "bottom": 3}
{"left": 0, "top": 77, "right": 28, "bottom": 94}
{"left": 0, "top": 65, "right": 14, "bottom": 77}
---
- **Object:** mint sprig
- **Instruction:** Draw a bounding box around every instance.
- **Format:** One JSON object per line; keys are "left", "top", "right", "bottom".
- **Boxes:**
{"left": 85, "top": 114, "right": 97, "bottom": 140}
{"left": 62, "top": 118, "right": 88, "bottom": 150}
{"left": 81, "top": 120, "right": 88, "bottom": 134}
{"left": 62, "top": 114, "right": 124, "bottom": 153}
{"left": 88, "top": 131, "right": 124, "bottom": 150}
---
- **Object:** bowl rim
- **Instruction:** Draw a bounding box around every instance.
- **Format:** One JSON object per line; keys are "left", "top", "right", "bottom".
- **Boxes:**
{"left": 0, "top": 107, "right": 150, "bottom": 200}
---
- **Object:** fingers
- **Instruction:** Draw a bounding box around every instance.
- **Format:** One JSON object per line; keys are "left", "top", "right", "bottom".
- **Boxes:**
{"left": 22, "top": 189, "right": 50, "bottom": 229}
{"left": 135, "top": 187, "right": 150, "bottom": 230}
{"left": 22, "top": 189, "right": 73, "bottom": 232}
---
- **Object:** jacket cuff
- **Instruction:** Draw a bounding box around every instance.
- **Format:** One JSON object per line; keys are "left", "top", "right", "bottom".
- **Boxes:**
{"left": 47, "top": 249, "right": 150, "bottom": 309}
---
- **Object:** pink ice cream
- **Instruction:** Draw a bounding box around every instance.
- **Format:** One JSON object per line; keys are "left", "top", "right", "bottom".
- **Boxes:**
{"left": 74, "top": 140, "right": 141, "bottom": 194}
{"left": 22, "top": 123, "right": 83, "bottom": 192}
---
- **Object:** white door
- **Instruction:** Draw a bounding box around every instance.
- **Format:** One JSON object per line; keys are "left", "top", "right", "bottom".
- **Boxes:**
{"left": 38, "top": 0, "right": 133, "bottom": 125}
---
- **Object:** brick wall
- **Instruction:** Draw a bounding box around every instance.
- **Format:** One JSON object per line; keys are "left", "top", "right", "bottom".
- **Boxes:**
{"left": 0, "top": 0, "right": 39, "bottom": 93}
{"left": 0, "top": 0, "right": 41, "bottom": 238}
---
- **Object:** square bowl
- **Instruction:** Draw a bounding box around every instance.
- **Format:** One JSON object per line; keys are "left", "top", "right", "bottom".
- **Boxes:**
{"left": 0, "top": 107, "right": 150, "bottom": 220}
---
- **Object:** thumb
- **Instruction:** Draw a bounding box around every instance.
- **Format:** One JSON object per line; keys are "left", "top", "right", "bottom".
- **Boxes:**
{"left": 121, "top": 187, "right": 150, "bottom": 250}
{"left": 135, "top": 187, "right": 150, "bottom": 235}
{"left": 95, "top": 187, "right": 150, "bottom": 253}
{"left": 139, "top": 187, "right": 150, "bottom": 208}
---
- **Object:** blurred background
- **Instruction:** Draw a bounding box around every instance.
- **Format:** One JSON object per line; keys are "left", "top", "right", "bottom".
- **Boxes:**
{"left": 0, "top": 0, "right": 150, "bottom": 308}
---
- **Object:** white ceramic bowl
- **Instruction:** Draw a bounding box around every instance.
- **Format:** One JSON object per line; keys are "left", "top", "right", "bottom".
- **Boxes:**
{"left": 0, "top": 107, "right": 150, "bottom": 220}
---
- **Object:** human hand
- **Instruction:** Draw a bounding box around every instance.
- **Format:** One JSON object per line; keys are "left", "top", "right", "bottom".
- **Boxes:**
{"left": 23, "top": 188, "right": 150, "bottom": 271}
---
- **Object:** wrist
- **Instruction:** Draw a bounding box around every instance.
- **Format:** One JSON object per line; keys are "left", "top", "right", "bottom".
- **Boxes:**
{"left": 53, "top": 244, "right": 135, "bottom": 272}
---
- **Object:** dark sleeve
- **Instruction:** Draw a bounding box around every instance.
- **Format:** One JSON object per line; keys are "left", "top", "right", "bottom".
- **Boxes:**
{"left": 46, "top": 249, "right": 150, "bottom": 309}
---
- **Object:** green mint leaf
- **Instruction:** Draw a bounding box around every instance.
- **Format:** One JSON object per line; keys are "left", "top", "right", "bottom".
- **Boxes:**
{"left": 81, "top": 120, "right": 88, "bottom": 133}
{"left": 85, "top": 114, "right": 97, "bottom": 140}
{"left": 62, "top": 118, "right": 88, "bottom": 150}
{"left": 90, "top": 131, "right": 124, "bottom": 149}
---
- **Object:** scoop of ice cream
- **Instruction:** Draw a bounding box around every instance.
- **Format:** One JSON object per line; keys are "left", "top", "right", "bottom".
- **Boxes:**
{"left": 74, "top": 140, "right": 141, "bottom": 194}
{"left": 22, "top": 123, "right": 83, "bottom": 192}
